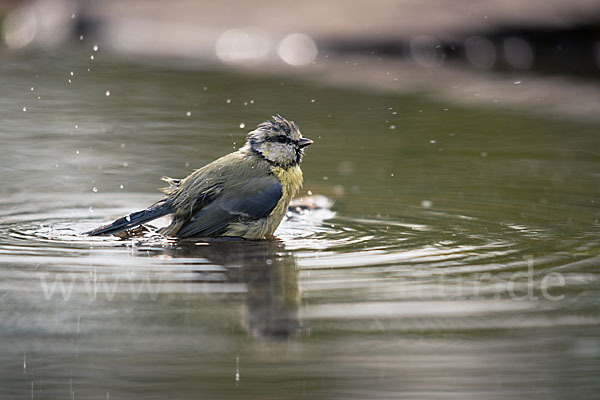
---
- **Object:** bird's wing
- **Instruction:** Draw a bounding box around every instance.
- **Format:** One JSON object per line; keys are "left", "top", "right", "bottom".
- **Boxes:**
{"left": 85, "top": 199, "right": 173, "bottom": 236}
{"left": 175, "top": 175, "right": 283, "bottom": 237}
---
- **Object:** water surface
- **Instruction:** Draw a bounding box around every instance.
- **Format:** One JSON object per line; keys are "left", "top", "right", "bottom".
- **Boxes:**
{"left": 1, "top": 49, "right": 599, "bottom": 399}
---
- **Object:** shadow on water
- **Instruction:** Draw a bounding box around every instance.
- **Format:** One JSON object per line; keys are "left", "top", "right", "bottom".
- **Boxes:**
{"left": 164, "top": 240, "right": 302, "bottom": 340}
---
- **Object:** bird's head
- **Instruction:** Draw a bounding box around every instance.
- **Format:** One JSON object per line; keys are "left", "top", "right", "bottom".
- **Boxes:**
{"left": 246, "top": 115, "right": 313, "bottom": 167}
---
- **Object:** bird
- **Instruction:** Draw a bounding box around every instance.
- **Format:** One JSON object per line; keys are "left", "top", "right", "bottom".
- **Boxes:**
{"left": 85, "top": 115, "right": 313, "bottom": 239}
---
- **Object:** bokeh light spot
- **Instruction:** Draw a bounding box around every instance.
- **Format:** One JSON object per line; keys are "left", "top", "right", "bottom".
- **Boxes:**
{"left": 277, "top": 33, "right": 318, "bottom": 66}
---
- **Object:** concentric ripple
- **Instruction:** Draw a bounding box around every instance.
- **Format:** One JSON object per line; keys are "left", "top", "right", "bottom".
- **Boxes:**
{"left": 2, "top": 190, "right": 598, "bottom": 337}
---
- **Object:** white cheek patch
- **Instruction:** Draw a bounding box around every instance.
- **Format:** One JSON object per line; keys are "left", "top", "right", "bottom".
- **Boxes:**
{"left": 258, "top": 142, "right": 296, "bottom": 165}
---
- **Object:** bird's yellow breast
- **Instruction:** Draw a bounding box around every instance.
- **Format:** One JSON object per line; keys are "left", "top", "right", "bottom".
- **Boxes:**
{"left": 266, "top": 164, "right": 303, "bottom": 228}
{"left": 270, "top": 164, "right": 304, "bottom": 200}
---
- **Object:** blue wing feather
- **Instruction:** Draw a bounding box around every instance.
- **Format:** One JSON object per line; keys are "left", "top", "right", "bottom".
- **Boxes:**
{"left": 176, "top": 176, "right": 282, "bottom": 238}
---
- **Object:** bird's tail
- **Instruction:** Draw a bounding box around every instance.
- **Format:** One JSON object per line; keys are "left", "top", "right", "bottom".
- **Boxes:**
{"left": 85, "top": 199, "right": 173, "bottom": 236}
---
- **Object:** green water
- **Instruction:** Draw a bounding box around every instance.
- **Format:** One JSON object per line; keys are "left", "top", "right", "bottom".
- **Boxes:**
{"left": 1, "top": 49, "right": 599, "bottom": 399}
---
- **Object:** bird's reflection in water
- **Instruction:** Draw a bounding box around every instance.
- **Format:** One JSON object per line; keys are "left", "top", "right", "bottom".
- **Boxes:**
{"left": 167, "top": 239, "right": 301, "bottom": 340}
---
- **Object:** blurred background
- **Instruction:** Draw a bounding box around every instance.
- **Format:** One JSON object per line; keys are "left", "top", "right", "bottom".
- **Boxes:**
{"left": 1, "top": 1, "right": 599, "bottom": 399}
{"left": 1, "top": 0, "right": 600, "bottom": 117}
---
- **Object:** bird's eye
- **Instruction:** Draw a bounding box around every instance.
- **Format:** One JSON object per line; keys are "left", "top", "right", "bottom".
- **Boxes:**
{"left": 276, "top": 135, "right": 287, "bottom": 143}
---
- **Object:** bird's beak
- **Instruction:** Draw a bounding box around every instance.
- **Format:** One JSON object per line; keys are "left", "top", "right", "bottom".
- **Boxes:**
{"left": 297, "top": 137, "right": 313, "bottom": 148}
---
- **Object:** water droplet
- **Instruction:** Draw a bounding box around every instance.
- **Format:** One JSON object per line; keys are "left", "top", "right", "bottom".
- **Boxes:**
{"left": 186, "top": 111, "right": 191, "bottom": 117}
{"left": 323, "top": 176, "right": 328, "bottom": 181}
{"left": 93, "top": 45, "right": 99, "bottom": 52}
{"left": 226, "top": 98, "right": 231, "bottom": 104}
{"left": 75, "top": 124, "right": 78, "bottom": 129}
{"left": 119, "top": 184, "right": 124, "bottom": 189}
{"left": 390, "top": 173, "right": 394, "bottom": 177}
{"left": 76, "top": 150, "right": 80, "bottom": 155}
{"left": 88, "top": 206, "right": 94, "bottom": 213}
{"left": 421, "top": 200, "right": 432, "bottom": 208}
{"left": 90, "top": 55, "right": 94, "bottom": 60}
{"left": 22, "top": 106, "right": 27, "bottom": 112}
{"left": 513, "top": 80, "right": 522, "bottom": 85}
{"left": 71, "top": 13, "right": 76, "bottom": 19}
{"left": 120, "top": 142, "right": 125, "bottom": 148}
{"left": 389, "top": 125, "right": 396, "bottom": 130}
{"left": 430, "top": 139, "right": 436, "bottom": 144}
{"left": 307, "top": 190, "right": 313, "bottom": 195}
{"left": 92, "top": 187, "right": 98, "bottom": 192}
{"left": 68, "top": 79, "right": 72, "bottom": 84}
{"left": 310, "top": 99, "right": 316, "bottom": 103}
{"left": 203, "top": 86, "right": 208, "bottom": 91}
{"left": 105, "top": 90, "right": 110, "bottom": 96}
{"left": 239, "top": 122, "right": 245, "bottom": 128}
{"left": 481, "top": 152, "right": 488, "bottom": 157}
{"left": 123, "top": 161, "right": 129, "bottom": 167}
{"left": 185, "top": 162, "right": 189, "bottom": 167}
{"left": 79, "top": 35, "right": 84, "bottom": 41}
{"left": 250, "top": 100, "right": 254, "bottom": 104}
{"left": 30, "top": 87, "right": 34, "bottom": 91}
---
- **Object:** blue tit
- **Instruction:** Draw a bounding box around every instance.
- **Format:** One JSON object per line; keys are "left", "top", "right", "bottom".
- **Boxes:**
{"left": 85, "top": 115, "right": 313, "bottom": 239}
